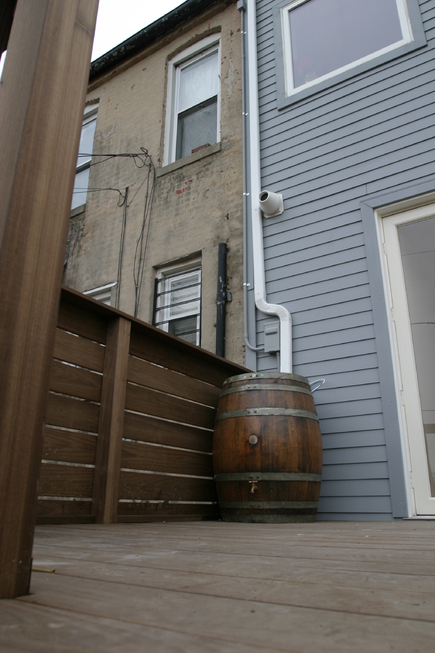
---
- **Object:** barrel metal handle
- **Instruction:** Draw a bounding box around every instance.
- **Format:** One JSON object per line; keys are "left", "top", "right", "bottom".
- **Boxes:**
{"left": 309, "top": 378, "right": 325, "bottom": 393}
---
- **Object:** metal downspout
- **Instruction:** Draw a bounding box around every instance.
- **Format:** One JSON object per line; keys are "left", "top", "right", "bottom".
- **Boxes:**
{"left": 244, "top": 0, "right": 293, "bottom": 373}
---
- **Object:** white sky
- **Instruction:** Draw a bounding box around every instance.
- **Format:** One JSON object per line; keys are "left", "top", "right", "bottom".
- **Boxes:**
{"left": 0, "top": 0, "right": 186, "bottom": 75}
{"left": 92, "top": 0, "right": 186, "bottom": 60}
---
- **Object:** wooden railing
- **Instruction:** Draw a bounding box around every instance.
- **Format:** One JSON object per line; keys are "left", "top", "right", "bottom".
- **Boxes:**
{"left": 37, "top": 286, "right": 248, "bottom": 524}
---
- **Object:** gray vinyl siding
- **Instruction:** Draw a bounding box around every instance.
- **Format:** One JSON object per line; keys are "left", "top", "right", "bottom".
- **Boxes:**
{"left": 253, "top": 0, "right": 435, "bottom": 519}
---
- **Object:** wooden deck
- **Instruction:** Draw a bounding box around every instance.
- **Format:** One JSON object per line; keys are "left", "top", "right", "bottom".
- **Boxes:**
{"left": 1, "top": 521, "right": 435, "bottom": 652}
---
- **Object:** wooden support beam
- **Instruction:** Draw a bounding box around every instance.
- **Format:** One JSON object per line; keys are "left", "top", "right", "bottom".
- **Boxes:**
{"left": 93, "top": 317, "right": 131, "bottom": 524}
{"left": 0, "top": 0, "right": 98, "bottom": 598}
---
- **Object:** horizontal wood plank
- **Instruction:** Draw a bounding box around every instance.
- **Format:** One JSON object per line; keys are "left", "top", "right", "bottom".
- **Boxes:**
{"left": 57, "top": 295, "right": 108, "bottom": 344}
{"left": 128, "top": 355, "right": 221, "bottom": 406}
{"left": 38, "top": 463, "right": 94, "bottom": 499}
{"left": 53, "top": 328, "right": 105, "bottom": 372}
{"left": 42, "top": 427, "right": 97, "bottom": 465}
{"left": 48, "top": 359, "right": 102, "bottom": 401}
{"left": 123, "top": 410, "right": 213, "bottom": 453}
{"left": 46, "top": 393, "right": 100, "bottom": 433}
{"left": 118, "top": 470, "right": 218, "bottom": 502}
{"left": 121, "top": 440, "right": 213, "bottom": 477}
{"left": 117, "top": 502, "right": 219, "bottom": 521}
{"left": 36, "top": 498, "right": 93, "bottom": 520}
{"left": 125, "top": 383, "right": 216, "bottom": 429}
{"left": 129, "top": 326, "right": 247, "bottom": 387}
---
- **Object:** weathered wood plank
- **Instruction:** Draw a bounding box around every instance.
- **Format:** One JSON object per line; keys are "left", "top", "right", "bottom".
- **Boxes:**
{"left": 121, "top": 440, "right": 213, "bottom": 477}
{"left": 125, "top": 382, "right": 216, "bottom": 429}
{"left": 57, "top": 294, "right": 108, "bottom": 344}
{"left": 21, "top": 569, "right": 435, "bottom": 652}
{"left": 117, "top": 502, "right": 219, "bottom": 521}
{"left": 92, "top": 317, "right": 131, "bottom": 524}
{"left": 42, "top": 427, "right": 97, "bottom": 465}
{"left": 119, "top": 471, "right": 218, "bottom": 503}
{"left": 36, "top": 499, "right": 93, "bottom": 523}
{"left": 38, "top": 463, "right": 94, "bottom": 499}
{"left": 123, "top": 410, "right": 213, "bottom": 453}
{"left": 0, "top": 0, "right": 98, "bottom": 598}
{"left": 53, "top": 327, "right": 105, "bottom": 372}
{"left": 129, "top": 325, "right": 247, "bottom": 386}
{"left": 48, "top": 359, "right": 102, "bottom": 401}
{"left": 45, "top": 393, "right": 100, "bottom": 433}
{"left": 128, "top": 354, "right": 221, "bottom": 405}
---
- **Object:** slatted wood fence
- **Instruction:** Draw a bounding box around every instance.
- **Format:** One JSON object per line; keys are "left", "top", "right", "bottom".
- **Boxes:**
{"left": 37, "top": 286, "right": 247, "bottom": 524}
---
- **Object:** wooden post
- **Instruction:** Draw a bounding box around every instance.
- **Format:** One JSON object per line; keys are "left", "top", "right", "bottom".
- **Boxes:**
{"left": 93, "top": 317, "right": 131, "bottom": 524}
{"left": 0, "top": 0, "right": 98, "bottom": 598}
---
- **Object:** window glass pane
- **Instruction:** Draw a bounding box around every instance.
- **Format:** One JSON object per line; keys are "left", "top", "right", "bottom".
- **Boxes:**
{"left": 71, "top": 167, "right": 90, "bottom": 209}
{"left": 169, "top": 272, "right": 201, "bottom": 317}
{"left": 178, "top": 51, "right": 218, "bottom": 112}
{"left": 289, "top": 0, "right": 404, "bottom": 88}
{"left": 176, "top": 97, "right": 217, "bottom": 160}
{"left": 77, "top": 117, "right": 97, "bottom": 168}
{"left": 168, "top": 315, "right": 198, "bottom": 344}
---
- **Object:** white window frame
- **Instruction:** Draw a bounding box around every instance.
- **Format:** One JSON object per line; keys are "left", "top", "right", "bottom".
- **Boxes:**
{"left": 281, "top": 0, "right": 413, "bottom": 98}
{"left": 71, "top": 103, "right": 98, "bottom": 210}
{"left": 83, "top": 281, "right": 116, "bottom": 305}
{"left": 154, "top": 263, "right": 202, "bottom": 345}
{"left": 163, "top": 35, "right": 221, "bottom": 166}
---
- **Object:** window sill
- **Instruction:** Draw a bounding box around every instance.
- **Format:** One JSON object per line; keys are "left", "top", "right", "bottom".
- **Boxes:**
{"left": 158, "top": 142, "right": 221, "bottom": 178}
{"left": 70, "top": 204, "right": 86, "bottom": 218}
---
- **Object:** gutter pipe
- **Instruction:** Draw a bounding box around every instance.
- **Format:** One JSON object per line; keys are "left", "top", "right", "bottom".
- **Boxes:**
{"left": 244, "top": 0, "right": 293, "bottom": 373}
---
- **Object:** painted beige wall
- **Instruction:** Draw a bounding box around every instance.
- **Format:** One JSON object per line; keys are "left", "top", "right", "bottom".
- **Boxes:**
{"left": 63, "top": 1, "right": 245, "bottom": 365}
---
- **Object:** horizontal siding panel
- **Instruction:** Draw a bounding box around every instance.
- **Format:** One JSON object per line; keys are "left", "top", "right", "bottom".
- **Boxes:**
{"left": 317, "top": 414, "right": 385, "bottom": 434}
{"left": 320, "top": 479, "right": 391, "bottom": 497}
{"left": 321, "top": 462, "right": 390, "bottom": 481}
{"left": 323, "top": 446, "right": 387, "bottom": 466}
{"left": 321, "top": 430, "right": 386, "bottom": 451}
{"left": 318, "top": 496, "right": 393, "bottom": 513}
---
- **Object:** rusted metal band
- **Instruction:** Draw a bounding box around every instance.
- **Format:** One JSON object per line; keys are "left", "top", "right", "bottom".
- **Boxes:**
{"left": 214, "top": 472, "right": 322, "bottom": 482}
{"left": 215, "top": 407, "right": 319, "bottom": 422}
{"left": 223, "top": 372, "right": 309, "bottom": 386}
{"left": 219, "top": 383, "right": 313, "bottom": 398}
{"left": 219, "top": 501, "right": 319, "bottom": 509}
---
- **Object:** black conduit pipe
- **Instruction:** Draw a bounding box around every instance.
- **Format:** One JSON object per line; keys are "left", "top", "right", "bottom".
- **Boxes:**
{"left": 216, "top": 242, "right": 227, "bottom": 357}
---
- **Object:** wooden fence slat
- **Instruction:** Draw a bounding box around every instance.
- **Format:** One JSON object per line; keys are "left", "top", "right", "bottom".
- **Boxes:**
{"left": 36, "top": 499, "right": 93, "bottom": 523}
{"left": 119, "top": 471, "right": 218, "bottom": 503}
{"left": 92, "top": 317, "right": 131, "bottom": 524}
{"left": 121, "top": 440, "right": 214, "bottom": 478}
{"left": 53, "top": 328, "right": 105, "bottom": 372}
{"left": 117, "top": 503, "right": 220, "bottom": 522}
{"left": 46, "top": 393, "right": 100, "bottom": 433}
{"left": 123, "top": 411, "right": 213, "bottom": 453}
{"left": 42, "top": 427, "right": 97, "bottom": 465}
{"left": 38, "top": 463, "right": 94, "bottom": 499}
{"left": 125, "top": 383, "right": 216, "bottom": 429}
{"left": 48, "top": 359, "right": 102, "bottom": 401}
{"left": 128, "top": 355, "right": 221, "bottom": 406}
{"left": 57, "top": 294, "right": 108, "bottom": 344}
{"left": 129, "top": 326, "right": 247, "bottom": 387}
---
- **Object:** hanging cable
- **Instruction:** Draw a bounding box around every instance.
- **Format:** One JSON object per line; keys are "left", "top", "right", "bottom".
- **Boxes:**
{"left": 132, "top": 150, "right": 155, "bottom": 317}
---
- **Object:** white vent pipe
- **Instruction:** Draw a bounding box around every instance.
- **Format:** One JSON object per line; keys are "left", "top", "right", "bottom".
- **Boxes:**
{"left": 245, "top": 0, "right": 292, "bottom": 373}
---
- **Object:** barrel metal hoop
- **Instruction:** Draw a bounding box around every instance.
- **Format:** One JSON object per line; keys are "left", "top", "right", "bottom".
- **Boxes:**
{"left": 214, "top": 472, "right": 322, "bottom": 482}
{"left": 222, "top": 372, "right": 309, "bottom": 386}
{"left": 219, "top": 384, "right": 313, "bottom": 398}
{"left": 219, "top": 501, "right": 319, "bottom": 509}
{"left": 215, "top": 407, "right": 319, "bottom": 422}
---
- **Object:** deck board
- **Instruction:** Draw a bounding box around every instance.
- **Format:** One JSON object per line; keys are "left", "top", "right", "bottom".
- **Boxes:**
{"left": 1, "top": 521, "right": 435, "bottom": 651}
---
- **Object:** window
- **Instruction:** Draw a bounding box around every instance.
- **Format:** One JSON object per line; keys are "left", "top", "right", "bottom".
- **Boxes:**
{"left": 279, "top": 0, "right": 424, "bottom": 102}
{"left": 164, "top": 36, "right": 220, "bottom": 165}
{"left": 153, "top": 267, "right": 202, "bottom": 345}
{"left": 83, "top": 281, "right": 116, "bottom": 305}
{"left": 71, "top": 104, "right": 98, "bottom": 209}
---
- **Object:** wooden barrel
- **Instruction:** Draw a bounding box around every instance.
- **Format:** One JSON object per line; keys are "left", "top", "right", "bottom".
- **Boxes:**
{"left": 213, "top": 372, "right": 322, "bottom": 523}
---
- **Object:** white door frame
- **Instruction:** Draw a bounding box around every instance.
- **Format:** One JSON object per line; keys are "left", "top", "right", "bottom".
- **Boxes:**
{"left": 377, "top": 200, "right": 435, "bottom": 516}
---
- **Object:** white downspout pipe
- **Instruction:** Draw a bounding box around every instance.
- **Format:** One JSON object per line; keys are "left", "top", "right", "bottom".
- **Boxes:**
{"left": 246, "top": 0, "right": 292, "bottom": 373}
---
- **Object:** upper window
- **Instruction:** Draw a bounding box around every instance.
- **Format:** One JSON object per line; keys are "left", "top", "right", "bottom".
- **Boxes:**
{"left": 153, "top": 266, "right": 202, "bottom": 345}
{"left": 164, "top": 36, "right": 221, "bottom": 165}
{"left": 71, "top": 104, "right": 98, "bottom": 210}
{"left": 278, "top": 0, "right": 424, "bottom": 104}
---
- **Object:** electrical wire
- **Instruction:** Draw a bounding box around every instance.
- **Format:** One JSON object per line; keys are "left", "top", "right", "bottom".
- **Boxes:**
{"left": 132, "top": 150, "right": 155, "bottom": 317}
